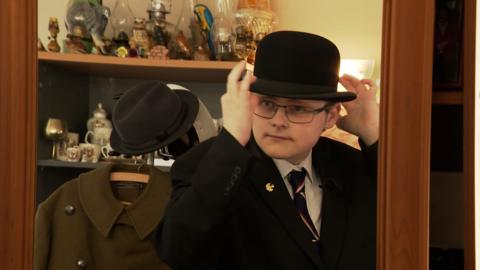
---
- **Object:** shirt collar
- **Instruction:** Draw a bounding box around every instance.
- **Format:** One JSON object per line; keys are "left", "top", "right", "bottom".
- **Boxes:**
{"left": 273, "top": 151, "right": 316, "bottom": 184}
{"left": 77, "top": 163, "right": 171, "bottom": 240}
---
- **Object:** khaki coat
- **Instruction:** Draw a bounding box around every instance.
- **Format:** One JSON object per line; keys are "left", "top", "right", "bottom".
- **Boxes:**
{"left": 35, "top": 164, "right": 171, "bottom": 270}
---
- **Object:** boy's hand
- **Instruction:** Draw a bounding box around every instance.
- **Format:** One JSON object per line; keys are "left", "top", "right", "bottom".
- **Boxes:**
{"left": 337, "top": 74, "right": 380, "bottom": 146}
{"left": 221, "top": 61, "right": 258, "bottom": 146}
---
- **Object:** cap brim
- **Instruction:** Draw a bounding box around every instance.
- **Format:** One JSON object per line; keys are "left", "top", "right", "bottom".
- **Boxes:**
{"left": 251, "top": 78, "right": 357, "bottom": 102}
{"left": 110, "top": 90, "right": 199, "bottom": 155}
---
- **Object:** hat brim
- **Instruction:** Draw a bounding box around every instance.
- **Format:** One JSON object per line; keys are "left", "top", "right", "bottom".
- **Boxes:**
{"left": 250, "top": 78, "right": 357, "bottom": 102}
{"left": 110, "top": 90, "right": 199, "bottom": 155}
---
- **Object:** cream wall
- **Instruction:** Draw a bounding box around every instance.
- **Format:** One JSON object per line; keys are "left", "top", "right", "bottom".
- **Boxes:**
{"left": 38, "top": 0, "right": 383, "bottom": 81}
{"left": 272, "top": 0, "right": 383, "bottom": 81}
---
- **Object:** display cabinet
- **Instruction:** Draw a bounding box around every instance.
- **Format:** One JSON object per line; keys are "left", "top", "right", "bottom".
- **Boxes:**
{"left": 36, "top": 51, "right": 237, "bottom": 204}
{"left": 427, "top": 0, "right": 474, "bottom": 268}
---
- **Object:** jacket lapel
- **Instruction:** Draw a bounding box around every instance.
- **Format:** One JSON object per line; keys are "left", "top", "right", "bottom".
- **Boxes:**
{"left": 313, "top": 139, "right": 348, "bottom": 270}
{"left": 247, "top": 141, "right": 325, "bottom": 270}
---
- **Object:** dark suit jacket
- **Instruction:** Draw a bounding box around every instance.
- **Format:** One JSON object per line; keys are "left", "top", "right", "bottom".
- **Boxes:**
{"left": 156, "top": 130, "right": 377, "bottom": 270}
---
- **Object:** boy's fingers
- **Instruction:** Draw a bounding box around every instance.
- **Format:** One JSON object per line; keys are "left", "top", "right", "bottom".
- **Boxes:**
{"left": 227, "top": 61, "right": 246, "bottom": 93}
{"left": 340, "top": 74, "right": 362, "bottom": 92}
{"left": 239, "top": 72, "right": 251, "bottom": 95}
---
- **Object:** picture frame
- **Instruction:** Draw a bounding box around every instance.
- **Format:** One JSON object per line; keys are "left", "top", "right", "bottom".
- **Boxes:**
{"left": 432, "top": 0, "right": 464, "bottom": 89}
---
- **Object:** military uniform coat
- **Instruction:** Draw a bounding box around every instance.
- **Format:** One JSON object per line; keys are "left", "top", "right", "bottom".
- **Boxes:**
{"left": 156, "top": 130, "right": 377, "bottom": 270}
{"left": 34, "top": 164, "right": 171, "bottom": 270}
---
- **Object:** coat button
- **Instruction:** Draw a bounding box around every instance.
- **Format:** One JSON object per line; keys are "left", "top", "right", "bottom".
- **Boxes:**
{"left": 76, "top": 259, "right": 88, "bottom": 268}
{"left": 65, "top": 205, "right": 76, "bottom": 215}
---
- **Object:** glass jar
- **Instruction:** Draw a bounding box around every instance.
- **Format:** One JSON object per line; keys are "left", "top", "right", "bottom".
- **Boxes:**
{"left": 232, "top": 12, "right": 254, "bottom": 61}
{"left": 65, "top": 0, "right": 92, "bottom": 39}
{"left": 211, "top": 0, "right": 235, "bottom": 60}
{"left": 65, "top": 0, "right": 110, "bottom": 54}
{"left": 234, "top": 0, "right": 277, "bottom": 64}
{"left": 110, "top": 0, "right": 135, "bottom": 42}
{"left": 167, "top": 0, "right": 195, "bottom": 59}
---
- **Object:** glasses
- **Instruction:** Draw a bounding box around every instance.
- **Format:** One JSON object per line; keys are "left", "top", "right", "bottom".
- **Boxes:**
{"left": 254, "top": 99, "right": 331, "bottom": 124}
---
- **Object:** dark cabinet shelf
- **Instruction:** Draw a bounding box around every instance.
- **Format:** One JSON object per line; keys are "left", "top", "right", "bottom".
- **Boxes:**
{"left": 432, "top": 91, "right": 463, "bottom": 105}
{"left": 37, "top": 159, "right": 171, "bottom": 171}
{"left": 37, "top": 159, "right": 103, "bottom": 169}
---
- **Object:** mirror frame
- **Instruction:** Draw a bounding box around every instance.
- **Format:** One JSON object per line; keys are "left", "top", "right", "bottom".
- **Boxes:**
{"left": 0, "top": 0, "right": 476, "bottom": 269}
{"left": 462, "top": 0, "right": 476, "bottom": 268}
{"left": 377, "top": 0, "right": 433, "bottom": 268}
{"left": 0, "top": 0, "right": 38, "bottom": 269}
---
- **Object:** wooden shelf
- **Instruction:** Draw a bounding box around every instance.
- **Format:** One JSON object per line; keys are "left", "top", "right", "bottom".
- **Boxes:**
{"left": 38, "top": 52, "right": 237, "bottom": 83}
{"left": 37, "top": 159, "right": 170, "bottom": 171}
{"left": 432, "top": 91, "right": 463, "bottom": 105}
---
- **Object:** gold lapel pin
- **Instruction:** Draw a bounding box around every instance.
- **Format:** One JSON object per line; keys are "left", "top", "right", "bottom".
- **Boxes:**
{"left": 265, "top": 182, "right": 275, "bottom": 192}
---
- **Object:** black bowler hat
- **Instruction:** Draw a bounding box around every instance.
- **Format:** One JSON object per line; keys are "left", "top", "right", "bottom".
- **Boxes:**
{"left": 110, "top": 81, "right": 199, "bottom": 155}
{"left": 250, "top": 31, "right": 356, "bottom": 102}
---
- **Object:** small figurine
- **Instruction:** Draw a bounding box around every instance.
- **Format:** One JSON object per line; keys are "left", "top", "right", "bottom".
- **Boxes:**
{"left": 128, "top": 46, "right": 139, "bottom": 58}
{"left": 148, "top": 45, "right": 169, "bottom": 60}
{"left": 64, "top": 26, "right": 88, "bottom": 54}
{"left": 167, "top": 30, "right": 193, "bottom": 60}
{"left": 193, "top": 45, "right": 210, "bottom": 61}
{"left": 193, "top": 4, "right": 215, "bottom": 59}
{"left": 113, "top": 31, "right": 131, "bottom": 51}
{"left": 190, "top": 20, "right": 210, "bottom": 60}
{"left": 102, "top": 38, "right": 114, "bottom": 55}
{"left": 145, "top": 0, "right": 173, "bottom": 48}
{"left": 47, "top": 17, "right": 61, "bottom": 52}
{"left": 151, "top": 24, "right": 171, "bottom": 47}
{"left": 129, "top": 18, "right": 151, "bottom": 56}
{"left": 38, "top": 38, "right": 46, "bottom": 51}
{"left": 116, "top": 46, "right": 129, "bottom": 58}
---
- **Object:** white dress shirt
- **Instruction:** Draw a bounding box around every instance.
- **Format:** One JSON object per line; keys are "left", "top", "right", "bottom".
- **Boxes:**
{"left": 273, "top": 151, "right": 323, "bottom": 235}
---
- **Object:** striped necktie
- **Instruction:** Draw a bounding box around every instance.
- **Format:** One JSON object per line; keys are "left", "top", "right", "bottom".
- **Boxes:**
{"left": 288, "top": 168, "right": 320, "bottom": 241}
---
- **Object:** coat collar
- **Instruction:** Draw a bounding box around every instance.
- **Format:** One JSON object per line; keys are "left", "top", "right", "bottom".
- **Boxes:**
{"left": 247, "top": 137, "right": 347, "bottom": 270}
{"left": 273, "top": 150, "right": 318, "bottom": 185}
{"left": 77, "top": 163, "right": 171, "bottom": 240}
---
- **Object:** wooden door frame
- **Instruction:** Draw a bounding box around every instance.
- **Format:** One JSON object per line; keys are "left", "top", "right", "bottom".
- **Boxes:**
{"left": 0, "top": 0, "right": 37, "bottom": 269}
{"left": 0, "top": 0, "right": 474, "bottom": 269}
{"left": 378, "top": 0, "right": 434, "bottom": 268}
{"left": 463, "top": 0, "right": 476, "bottom": 268}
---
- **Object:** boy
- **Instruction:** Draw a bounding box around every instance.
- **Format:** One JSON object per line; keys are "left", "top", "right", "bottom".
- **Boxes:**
{"left": 156, "top": 31, "right": 379, "bottom": 270}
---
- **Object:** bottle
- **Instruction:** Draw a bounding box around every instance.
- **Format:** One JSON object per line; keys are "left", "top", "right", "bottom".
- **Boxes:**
{"left": 234, "top": 0, "right": 277, "bottom": 64}
{"left": 192, "top": 0, "right": 216, "bottom": 59}
{"left": 168, "top": 0, "right": 195, "bottom": 59}
{"left": 211, "top": 0, "right": 235, "bottom": 60}
{"left": 110, "top": 0, "right": 135, "bottom": 43}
